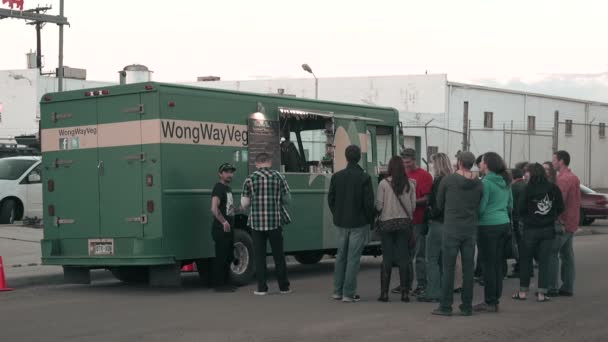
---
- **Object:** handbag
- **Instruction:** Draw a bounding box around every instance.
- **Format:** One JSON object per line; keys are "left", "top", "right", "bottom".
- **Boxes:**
{"left": 375, "top": 183, "right": 413, "bottom": 233}
{"left": 504, "top": 220, "right": 519, "bottom": 260}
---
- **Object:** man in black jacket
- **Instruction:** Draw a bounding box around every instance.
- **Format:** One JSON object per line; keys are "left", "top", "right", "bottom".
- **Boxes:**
{"left": 328, "top": 145, "right": 375, "bottom": 302}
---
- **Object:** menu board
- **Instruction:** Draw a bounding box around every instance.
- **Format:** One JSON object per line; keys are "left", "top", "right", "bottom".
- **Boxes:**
{"left": 247, "top": 118, "right": 281, "bottom": 173}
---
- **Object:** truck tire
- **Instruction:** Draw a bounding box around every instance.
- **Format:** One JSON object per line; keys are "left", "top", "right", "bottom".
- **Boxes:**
{"left": 230, "top": 229, "right": 255, "bottom": 286}
{"left": 294, "top": 251, "right": 324, "bottom": 265}
{"left": 0, "top": 199, "right": 18, "bottom": 224}
{"left": 579, "top": 210, "right": 595, "bottom": 226}
{"left": 110, "top": 267, "right": 149, "bottom": 284}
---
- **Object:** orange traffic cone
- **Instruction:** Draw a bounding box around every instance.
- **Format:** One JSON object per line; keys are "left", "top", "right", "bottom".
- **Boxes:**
{"left": 0, "top": 256, "right": 14, "bottom": 292}
{"left": 181, "top": 262, "right": 196, "bottom": 272}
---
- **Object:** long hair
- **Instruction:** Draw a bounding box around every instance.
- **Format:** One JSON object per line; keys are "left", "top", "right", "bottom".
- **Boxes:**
{"left": 529, "top": 163, "right": 549, "bottom": 186}
{"left": 388, "top": 155, "right": 410, "bottom": 195}
{"left": 431, "top": 153, "right": 453, "bottom": 177}
{"left": 483, "top": 152, "right": 512, "bottom": 184}
{"left": 543, "top": 161, "right": 557, "bottom": 183}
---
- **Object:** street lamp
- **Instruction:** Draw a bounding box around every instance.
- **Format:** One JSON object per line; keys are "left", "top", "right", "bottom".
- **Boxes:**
{"left": 301, "top": 63, "right": 318, "bottom": 99}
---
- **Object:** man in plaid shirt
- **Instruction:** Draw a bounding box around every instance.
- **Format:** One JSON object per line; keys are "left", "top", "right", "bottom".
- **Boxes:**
{"left": 241, "top": 152, "right": 292, "bottom": 295}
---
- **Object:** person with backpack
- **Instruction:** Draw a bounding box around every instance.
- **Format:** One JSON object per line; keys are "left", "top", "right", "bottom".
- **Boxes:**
{"left": 375, "top": 156, "right": 417, "bottom": 302}
{"left": 512, "top": 163, "right": 564, "bottom": 302}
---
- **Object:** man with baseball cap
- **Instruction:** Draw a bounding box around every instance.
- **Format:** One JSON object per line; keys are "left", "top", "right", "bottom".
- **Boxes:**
{"left": 210, "top": 163, "right": 238, "bottom": 292}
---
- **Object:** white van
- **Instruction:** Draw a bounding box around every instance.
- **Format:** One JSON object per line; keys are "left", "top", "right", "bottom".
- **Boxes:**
{"left": 0, "top": 156, "right": 42, "bottom": 224}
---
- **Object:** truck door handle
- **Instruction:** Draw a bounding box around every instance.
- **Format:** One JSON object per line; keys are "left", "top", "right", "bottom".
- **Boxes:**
{"left": 98, "top": 160, "right": 104, "bottom": 176}
{"left": 123, "top": 104, "right": 145, "bottom": 114}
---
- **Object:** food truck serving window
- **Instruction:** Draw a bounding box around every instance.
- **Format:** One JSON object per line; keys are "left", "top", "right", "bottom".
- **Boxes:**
{"left": 279, "top": 107, "right": 335, "bottom": 174}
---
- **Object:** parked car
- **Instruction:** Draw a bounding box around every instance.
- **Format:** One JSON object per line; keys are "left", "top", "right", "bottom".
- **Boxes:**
{"left": 580, "top": 185, "right": 608, "bottom": 226}
{"left": 0, "top": 156, "right": 42, "bottom": 224}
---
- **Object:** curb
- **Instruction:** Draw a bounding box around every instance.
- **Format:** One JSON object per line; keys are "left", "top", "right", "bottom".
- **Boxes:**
{"left": 7, "top": 269, "right": 115, "bottom": 289}
{"left": 575, "top": 228, "right": 607, "bottom": 236}
{"left": 575, "top": 228, "right": 594, "bottom": 236}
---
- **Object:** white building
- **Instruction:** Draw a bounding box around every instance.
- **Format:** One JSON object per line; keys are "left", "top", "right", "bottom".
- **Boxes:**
{"left": 0, "top": 68, "right": 113, "bottom": 140}
{"left": 188, "top": 75, "right": 608, "bottom": 188}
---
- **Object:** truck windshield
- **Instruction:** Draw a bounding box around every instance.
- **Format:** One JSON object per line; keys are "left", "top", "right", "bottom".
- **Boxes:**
{"left": 0, "top": 159, "right": 37, "bottom": 180}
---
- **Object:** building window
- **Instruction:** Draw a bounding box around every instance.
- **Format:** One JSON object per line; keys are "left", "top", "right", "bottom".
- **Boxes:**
{"left": 527, "top": 116, "right": 536, "bottom": 131}
{"left": 565, "top": 120, "right": 573, "bottom": 135}
{"left": 600, "top": 123, "right": 606, "bottom": 138}
{"left": 427, "top": 146, "right": 439, "bottom": 160}
{"left": 484, "top": 112, "right": 494, "bottom": 129}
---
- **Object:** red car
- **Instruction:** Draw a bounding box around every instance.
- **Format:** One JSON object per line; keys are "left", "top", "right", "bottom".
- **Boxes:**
{"left": 580, "top": 185, "right": 608, "bottom": 226}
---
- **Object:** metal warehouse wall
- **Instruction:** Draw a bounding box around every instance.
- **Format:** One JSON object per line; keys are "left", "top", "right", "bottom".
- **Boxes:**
{"left": 448, "top": 84, "right": 608, "bottom": 187}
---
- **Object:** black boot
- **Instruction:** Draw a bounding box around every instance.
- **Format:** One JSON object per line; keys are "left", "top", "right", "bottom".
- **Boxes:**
{"left": 399, "top": 266, "right": 410, "bottom": 302}
{"left": 378, "top": 266, "right": 391, "bottom": 302}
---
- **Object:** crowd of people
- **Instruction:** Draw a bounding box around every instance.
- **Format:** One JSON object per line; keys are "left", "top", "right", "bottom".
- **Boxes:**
{"left": 207, "top": 145, "right": 581, "bottom": 317}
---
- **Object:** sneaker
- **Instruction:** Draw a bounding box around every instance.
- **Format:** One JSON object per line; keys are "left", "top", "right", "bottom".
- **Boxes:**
{"left": 332, "top": 294, "right": 342, "bottom": 300}
{"left": 411, "top": 287, "right": 425, "bottom": 297}
{"left": 458, "top": 310, "right": 473, "bottom": 316}
{"left": 253, "top": 291, "right": 268, "bottom": 296}
{"left": 391, "top": 285, "right": 402, "bottom": 294}
{"left": 459, "top": 304, "right": 473, "bottom": 316}
{"left": 431, "top": 308, "right": 452, "bottom": 316}
{"left": 473, "top": 303, "right": 498, "bottom": 313}
{"left": 417, "top": 296, "right": 440, "bottom": 303}
{"left": 280, "top": 289, "right": 293, "bottom": 295}
{"left": 342, "top": 295, "right": 361, "bottom": 302}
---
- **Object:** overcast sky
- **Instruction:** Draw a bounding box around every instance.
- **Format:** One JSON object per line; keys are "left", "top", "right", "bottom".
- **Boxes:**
{"left": 2, "top": 0, "right": 608, "bottom": 100}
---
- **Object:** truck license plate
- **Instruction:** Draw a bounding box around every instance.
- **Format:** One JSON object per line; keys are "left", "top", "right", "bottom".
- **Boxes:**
{"left": 88, "top": 239, "right": 114, "bottom": 256}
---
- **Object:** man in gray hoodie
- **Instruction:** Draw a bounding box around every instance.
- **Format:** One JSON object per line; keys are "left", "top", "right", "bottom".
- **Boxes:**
{"left": 432, "top": 151, "right": 484, "bottom": 317}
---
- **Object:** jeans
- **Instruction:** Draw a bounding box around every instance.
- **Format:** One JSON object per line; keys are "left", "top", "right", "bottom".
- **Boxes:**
{"left": 381, "top": 229, "right": 411, "bottom": 270}
{"left": 519, "top": 226, "right": 554, "bottom": 293}
{"left": 211, "top": 226, "right": 234, "bottom": 287}
{"left": 413, "top": 223, "right": 427, "bottom": 289}
{"left": 333, "top": 226, "right": 370, "bottom": 299}
{"left": 425, "top": 221, "right": 443, "bottom": 299}
{"left": 252, "top": 228, "right": 290, "bottom": 292}
{"left": 478, "top": 224, "right": 509, "bottom": 305}
{"left": 439, "top": 224, "right": 476, "bottom": 313}
{"left": 548, "top": 228, "right": 575, "bottom": 293}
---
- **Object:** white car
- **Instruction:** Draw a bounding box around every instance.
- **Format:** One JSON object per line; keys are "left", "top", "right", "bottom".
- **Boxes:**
{"left": 0, "top": 156, "right": 42, "bottom": 224}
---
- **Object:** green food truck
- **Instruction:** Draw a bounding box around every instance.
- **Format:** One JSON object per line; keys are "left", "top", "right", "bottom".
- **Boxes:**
{"left": 40, "top": 82, "right": 403, "bottom": 286}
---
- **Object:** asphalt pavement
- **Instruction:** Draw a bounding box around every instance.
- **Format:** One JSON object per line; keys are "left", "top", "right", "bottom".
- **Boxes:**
{"left": 1, "top": 222, "right": 608, "bottom": 342}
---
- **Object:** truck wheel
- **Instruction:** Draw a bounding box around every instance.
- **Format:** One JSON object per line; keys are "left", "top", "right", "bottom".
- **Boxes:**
{"left": 110, "top": 267, "right": 149, "bottom": 284}
{"left": 0, "top": 199, "right": 17, "bottom": 224}
{"left": 579, "top": 210, "right": 588, "bottom": 226}
{"left": 583, "top": 218, "right": 595, "bottom": 226}
{"left": 196, "top": 259, "right": 213, "bottom": 287}
{"left": 294, "top": 251, "right": 324, "bottom": 265}
{"left": 230, "top": 229, "right": 255, "bottom": 286}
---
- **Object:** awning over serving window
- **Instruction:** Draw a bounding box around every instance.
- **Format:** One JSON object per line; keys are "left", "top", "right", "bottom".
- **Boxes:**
{"left": 278, "top": 107, "right": 383, "bottom": 122}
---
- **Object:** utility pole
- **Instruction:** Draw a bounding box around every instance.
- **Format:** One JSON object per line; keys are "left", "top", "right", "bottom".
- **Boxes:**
{"left": 24, "top": 6, "right": 53, "bottom": 71}
{"left": 553, "top": 110, "right": 559, "bottom": 153}
{"left": 462, "top": 101, "right": 469, "bottom": 151}
{"left": 57, "top": 0, "right": 65, "bottom": 91}
{"left": 0, "top": 2, "right": 69, "bottom": 91}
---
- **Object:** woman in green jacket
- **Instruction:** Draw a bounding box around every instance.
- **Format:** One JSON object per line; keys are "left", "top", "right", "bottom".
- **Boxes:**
{"left": 474, "top": 152, "right": 513, "bottom": 313}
